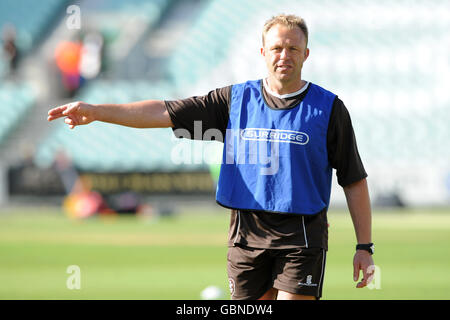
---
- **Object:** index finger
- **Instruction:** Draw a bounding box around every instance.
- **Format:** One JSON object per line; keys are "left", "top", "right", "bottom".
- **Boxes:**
{"left": 47, "top": 105, "right": 68, "bottom": 121}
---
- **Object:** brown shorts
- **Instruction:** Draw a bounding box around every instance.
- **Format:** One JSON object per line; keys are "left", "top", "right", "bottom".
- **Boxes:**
{"left": 227, "top": 244, "right": 327, "bottom": 300}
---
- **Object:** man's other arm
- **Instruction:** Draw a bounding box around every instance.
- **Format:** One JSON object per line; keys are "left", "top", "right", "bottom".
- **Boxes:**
{"left": 327, "top": 98, "right": 374, "bottom": 289}
{"left": 344, "top": 178, "right": 375, "bottom": 289}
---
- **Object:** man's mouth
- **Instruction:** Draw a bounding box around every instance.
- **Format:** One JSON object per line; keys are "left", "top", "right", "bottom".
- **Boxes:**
{"left": 276, "top": 65, "right": 292, "bottom": 71}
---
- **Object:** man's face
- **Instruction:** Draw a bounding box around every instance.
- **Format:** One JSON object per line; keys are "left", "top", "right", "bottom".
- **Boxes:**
{"left": 261, "top": 24, "right": 309, "bottom": 85}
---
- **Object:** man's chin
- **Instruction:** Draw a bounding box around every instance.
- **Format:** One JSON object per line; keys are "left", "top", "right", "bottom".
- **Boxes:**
{"left": 275, "top": 73, "right": 296, "bottom": 82}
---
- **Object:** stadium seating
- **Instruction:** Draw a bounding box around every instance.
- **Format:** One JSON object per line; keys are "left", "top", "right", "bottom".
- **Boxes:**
{"left": 166, "top": 0, "right": 260, "bottom": 89}
{"left": 0, "top": 83, "right": 35, "bottom": 146}
{"left": 0, "top": 0, "right": 69, "bottom": 53}
{"left": 83, "top": 0, "right": 172, "bottom": 15}
{"left": 82, "top": 0, "right": 173, "bottom": 32}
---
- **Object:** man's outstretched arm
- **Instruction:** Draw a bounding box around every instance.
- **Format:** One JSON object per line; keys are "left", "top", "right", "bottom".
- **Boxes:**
{"left": 47, "top": 100, "right": 173, "bottom": 129}
{"left": 343, "top": 178, "right": 375, "bottom": 289}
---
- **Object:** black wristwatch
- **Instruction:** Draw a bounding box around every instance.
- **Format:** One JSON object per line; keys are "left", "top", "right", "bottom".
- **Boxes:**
{"left": 356, "top": 243, "right": 374, "bottom": 255}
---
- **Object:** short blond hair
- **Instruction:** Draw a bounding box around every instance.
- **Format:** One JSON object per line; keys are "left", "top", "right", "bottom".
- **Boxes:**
{"left": 262, "top": 14, "right": 309, "bottom": 46}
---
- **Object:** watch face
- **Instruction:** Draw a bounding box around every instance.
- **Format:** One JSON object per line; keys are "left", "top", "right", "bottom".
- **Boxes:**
{"left": 370, "top": 244, "right": 375, "bottom": 253}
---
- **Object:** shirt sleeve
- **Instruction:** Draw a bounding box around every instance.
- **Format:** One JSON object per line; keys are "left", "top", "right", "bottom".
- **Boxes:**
{"left": 164, "top": 86, "right": 231, "bottom": 141}
{"left": 327, "top": 97, "right": 368, "bottom": 187}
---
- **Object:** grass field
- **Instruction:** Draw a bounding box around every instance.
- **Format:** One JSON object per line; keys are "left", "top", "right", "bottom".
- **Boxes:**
{"left": 0, "top": 205, "right": 449, "bottom": 300}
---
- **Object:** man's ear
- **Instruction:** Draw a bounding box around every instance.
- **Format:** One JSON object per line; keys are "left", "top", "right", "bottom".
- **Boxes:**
{"left": 304, "top": 48, "right": 310, "bottom": 60}
{"left": 261, "top": 47, "right": 265, "bottom": 57}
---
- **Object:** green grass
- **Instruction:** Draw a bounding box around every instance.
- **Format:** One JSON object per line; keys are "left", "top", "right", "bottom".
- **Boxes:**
{"left": 0, "top": 206, "right": 449, "bottom": 299}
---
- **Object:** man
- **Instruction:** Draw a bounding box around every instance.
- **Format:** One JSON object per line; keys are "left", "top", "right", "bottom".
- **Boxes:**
{"left": 48, "top": 14, "right": 375, "bottom": 300}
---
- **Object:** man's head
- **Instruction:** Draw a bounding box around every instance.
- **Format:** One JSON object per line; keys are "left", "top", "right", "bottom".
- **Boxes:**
{"left": 261, "top": 14, "right": 309, "bottom": 92}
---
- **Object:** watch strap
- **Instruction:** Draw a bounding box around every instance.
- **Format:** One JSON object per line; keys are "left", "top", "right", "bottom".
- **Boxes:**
{"left": 356, "top": 243, "right": 374, "bottom": 255}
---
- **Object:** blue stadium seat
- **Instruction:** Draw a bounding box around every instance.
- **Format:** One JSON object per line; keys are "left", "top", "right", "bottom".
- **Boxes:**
{"left": 0, "top": 83, "right": 35, "bottom": 145}
{"left": 0, "top": 0, "right": 68, "bottom": 53}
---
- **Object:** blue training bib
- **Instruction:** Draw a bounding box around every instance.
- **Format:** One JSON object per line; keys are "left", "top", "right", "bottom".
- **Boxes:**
{"left": 215, "top": 80, "right": 336, "bottom": 215}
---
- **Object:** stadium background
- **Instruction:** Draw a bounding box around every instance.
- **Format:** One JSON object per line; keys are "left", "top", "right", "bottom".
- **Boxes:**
{"left": 0, "top": 0, "right": 449, "bottom": 299}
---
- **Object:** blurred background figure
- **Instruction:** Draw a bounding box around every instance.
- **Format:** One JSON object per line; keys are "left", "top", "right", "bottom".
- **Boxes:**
{"left": 53, "top": 30, "right": 104, "bottom": 98}
{"left": 63, "top": 175, "right": 112, "bottom": 219}
{"left": 52, "top": 150, "right": 82, "bottom": 195}
{"left": 54, "top": 150, "right": 151, "bottom": 219}
{"left": 1, "top": 24, "right": 19, "bottom": 78}
{"left": 54, "top": 37, "right": 83, "bottom": 97}
{"left": 79, "top": 31, "right": 104, "bottom": 80}
{"left": 53, "top": 150, "right": 111, "bottom": 219}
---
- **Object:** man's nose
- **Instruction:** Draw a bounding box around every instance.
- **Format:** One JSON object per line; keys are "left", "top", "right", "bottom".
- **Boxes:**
{"left": 280, "top": 48, "right": 289, "bottom": 59}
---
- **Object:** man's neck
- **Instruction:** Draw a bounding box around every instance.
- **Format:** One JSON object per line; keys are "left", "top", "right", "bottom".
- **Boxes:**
{"left": 265, "top": 77, "right": 308, "bottom": 97}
